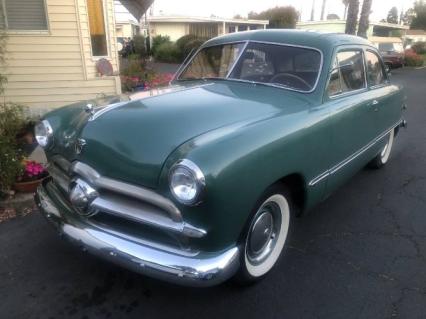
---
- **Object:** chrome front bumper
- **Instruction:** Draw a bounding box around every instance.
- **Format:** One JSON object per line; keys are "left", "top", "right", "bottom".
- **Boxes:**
{"left": 35, "top": 181, "right": 240, "bottom": 287}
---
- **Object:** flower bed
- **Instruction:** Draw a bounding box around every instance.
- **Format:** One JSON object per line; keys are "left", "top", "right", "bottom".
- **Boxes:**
{"left": 404, "top": 49, "right": 424, "bottom": 67}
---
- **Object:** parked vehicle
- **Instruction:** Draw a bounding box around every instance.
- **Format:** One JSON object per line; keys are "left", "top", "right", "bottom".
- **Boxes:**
{"left": 35, "top": 30, "right": 406, "bottom": 287}
{"left": 370, "top": 37, "right": 405, "bottom": 68}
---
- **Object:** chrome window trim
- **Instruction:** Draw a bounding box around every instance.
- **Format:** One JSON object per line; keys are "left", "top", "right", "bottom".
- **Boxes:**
{"left": 365, "top": 49, "right": 389, "bottom": 89}
{"left": 309, "top": 120, "right": 402, "bottom": 187}
{"left": 226, "top": 41, "right": 249, "bottom": 78}
{"left": 173, "top": 40, "right": 248, "bottom": 80}
{"left": 175, "top": 39, "right": 324, "bottom": 94}
{"left": 329, "top": 87, "right": 368, "bottom": 100}
{"left": 327, "top": 48, "right": 368, "bottom": 99}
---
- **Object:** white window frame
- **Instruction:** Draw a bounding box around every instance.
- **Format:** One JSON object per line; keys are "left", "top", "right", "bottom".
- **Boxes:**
{"left": 1, "top": 0, "right": 50, "bottom": 35}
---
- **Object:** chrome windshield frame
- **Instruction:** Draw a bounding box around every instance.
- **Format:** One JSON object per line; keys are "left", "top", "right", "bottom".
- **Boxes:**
{"left": 173, "top": 40, "right": 324, "bottom": 94}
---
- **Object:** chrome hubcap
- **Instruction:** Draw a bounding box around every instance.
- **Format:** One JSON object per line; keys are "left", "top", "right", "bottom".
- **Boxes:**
{"left": 247, "top": 202, "right": 281, "bottom": 265}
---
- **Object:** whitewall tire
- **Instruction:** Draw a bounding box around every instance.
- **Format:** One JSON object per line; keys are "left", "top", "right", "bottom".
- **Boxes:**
{"left": 236, "top": 185, "right": 293, "bottom": 283}
{"left": 369, "top": 129, "right": 395, "bottom": 168}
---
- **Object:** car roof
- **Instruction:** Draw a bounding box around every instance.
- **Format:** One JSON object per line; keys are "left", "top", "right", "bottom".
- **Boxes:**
{"left": 203, "top": 29, "right": 373, "bottom": 52}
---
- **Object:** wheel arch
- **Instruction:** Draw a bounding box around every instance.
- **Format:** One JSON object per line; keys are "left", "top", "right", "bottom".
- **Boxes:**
{"left": 276, "top": 173, "right": 307, "bottom": 215}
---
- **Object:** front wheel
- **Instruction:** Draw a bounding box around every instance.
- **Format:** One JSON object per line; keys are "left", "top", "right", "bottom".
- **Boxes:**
{"left": 236, "top": 185, "right": 293, "bottom": 283}
{"left": 369, "top": 129, "right": 395, "bottom": 169}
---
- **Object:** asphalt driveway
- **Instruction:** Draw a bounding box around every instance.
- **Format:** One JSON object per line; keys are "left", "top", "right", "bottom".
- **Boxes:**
{"left": 1, "top": 67, "right": 425, "bottom": 319}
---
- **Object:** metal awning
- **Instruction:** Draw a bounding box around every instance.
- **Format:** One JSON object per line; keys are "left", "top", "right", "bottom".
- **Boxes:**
{"left": 119, "top": 0, "right": 154, "bottom": 20}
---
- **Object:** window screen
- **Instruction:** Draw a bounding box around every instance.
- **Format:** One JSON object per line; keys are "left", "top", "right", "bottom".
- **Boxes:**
{"left": 87, "top": 0, "right": 108, "bottom": 56}
{"left": 365, "top": 51, "right": 386, "bottom": 87}
{"left": 3, "top": 0, "right": 48, "bottom": 30}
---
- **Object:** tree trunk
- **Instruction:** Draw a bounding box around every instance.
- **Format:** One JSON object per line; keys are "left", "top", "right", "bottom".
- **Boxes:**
{"left": 320, "top": 0, "right": 327, "bottom": 20}
{"left": 311, "top": 0, "right": 316, "bottom": 21}
{"left": 357, "top": 0, "right": 373, "bottom": 38}
{"left": 345, "top": 0, "right": 360, "bottom": 35}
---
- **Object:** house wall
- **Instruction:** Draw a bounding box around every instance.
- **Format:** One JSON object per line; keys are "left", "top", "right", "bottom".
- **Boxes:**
{"left": 296, "top": 22, "right": 406, "bottom": 38}
{"left": 150, "top": 22, "right": 188, "bottom": 41}
{"left": 150, "top": 21, "right": 268, "bottom": 42}
{"left": 116, "top": 23, "right": 134, "bottom": 38}
{"left": 406, "top": 35, "right": 426, "bottom": 43}
{"left": 1, "top": 0, "right": 121, "bottom": 112}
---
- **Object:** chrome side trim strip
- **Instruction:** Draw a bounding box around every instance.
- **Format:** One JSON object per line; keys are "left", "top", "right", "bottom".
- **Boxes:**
{"left": 71, "top": 162, "right": 182, "bottom": 222}
{"left": 309, "top": 120, "right": 402, "bottom": 187}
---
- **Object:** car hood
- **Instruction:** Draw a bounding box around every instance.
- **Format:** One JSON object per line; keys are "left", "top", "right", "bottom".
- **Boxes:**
{"left": 65, "top": 81, "right": 310, "bottom": 188}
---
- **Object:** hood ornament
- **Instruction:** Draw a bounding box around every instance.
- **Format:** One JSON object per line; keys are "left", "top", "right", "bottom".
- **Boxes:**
{"left": 75, "top": 138, "right": 86, "bottom": 154}
{"left": 85, "top": 103, "right": 95, "bottom": 115}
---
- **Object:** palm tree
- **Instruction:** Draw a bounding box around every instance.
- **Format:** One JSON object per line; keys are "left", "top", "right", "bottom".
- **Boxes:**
{"left": 320, "top": 0, "right": 327, "bottom": 20}
{"left": 345, "top": 0, "right": 360, "bottom": 35}
{"left": 342, "top": 0, "right": 349, "bottom": 19}
{"left": 357, "top": 0, "right": 373, "bottom": 38}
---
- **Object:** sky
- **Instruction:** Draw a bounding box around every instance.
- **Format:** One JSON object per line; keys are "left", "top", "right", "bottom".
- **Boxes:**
{"left": 146, "top": 0, "right": 416, "bottom": 22}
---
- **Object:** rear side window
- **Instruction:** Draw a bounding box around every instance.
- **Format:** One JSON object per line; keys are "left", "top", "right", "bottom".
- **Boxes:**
{"left": 327, "top": 50, "right": 366, "bottom": 97}
{"left": 337, "top": 51, "right": 365, "bottom": 92}
{"left": 365, "top": 50, "right": 386, "bottom": 87}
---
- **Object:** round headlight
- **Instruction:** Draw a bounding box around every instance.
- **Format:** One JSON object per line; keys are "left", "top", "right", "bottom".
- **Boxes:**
{"left": 169, "top": 159, "right": 205, "bottom": 205}
{"left": 34, "top": 120, "right": 53, "bottom": 148}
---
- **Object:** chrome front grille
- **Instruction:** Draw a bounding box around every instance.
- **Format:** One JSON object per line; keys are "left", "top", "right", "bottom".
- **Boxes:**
{"left": 47, "top": 156, "right": 206, "bottom": 239}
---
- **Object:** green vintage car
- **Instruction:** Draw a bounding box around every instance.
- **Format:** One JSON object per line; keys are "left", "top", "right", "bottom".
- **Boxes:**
{"left": 34, "top": 30, "right": 406, "bottom": 287}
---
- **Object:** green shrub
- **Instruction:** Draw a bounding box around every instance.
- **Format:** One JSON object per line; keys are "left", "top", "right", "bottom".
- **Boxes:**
{"left": 176, "top": 34, "right": 206, "bottom": 61}
{"left": 153, "top": 42, "right": 180, "bottom": 63}
{"left": 151, "top": 35, "right": 171, "bottom": 55}
{"left": 412, "top": 42, "right": 426, "bottom": 55}
{"left": 133, "top": 34, "right": 148, "bottom": 58}
{"left": 0, "top": 103, "right": 26, "bottom": 194}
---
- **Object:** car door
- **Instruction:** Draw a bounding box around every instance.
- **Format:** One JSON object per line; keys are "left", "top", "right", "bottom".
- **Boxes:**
{"left": 364, "top": 49, "right": 402, "bottom": 140}
{"left": 322, "top": 47, "right": 378, "bottom": 197}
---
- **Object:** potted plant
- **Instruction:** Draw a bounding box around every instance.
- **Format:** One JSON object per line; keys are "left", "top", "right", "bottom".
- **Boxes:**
{"left": 0, "top": 103, "right": 47, "bottom": 197}
{"left": 14, "top": 160, "right": 48, "bottom": 193}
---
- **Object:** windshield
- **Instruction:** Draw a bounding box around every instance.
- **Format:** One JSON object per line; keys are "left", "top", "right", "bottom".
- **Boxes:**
{"left": 378, "top": 42, "right": 404, "bottom": 53}
{"left": 179, "top": 43, "right": 245, "bottom": 79}
{"left": 178, "top": 42, "right": 322, "bottom": 92}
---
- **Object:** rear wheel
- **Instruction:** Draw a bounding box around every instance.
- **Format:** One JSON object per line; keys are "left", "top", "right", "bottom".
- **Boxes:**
{"left": 236, "top": 185, "right": 294, "bottom": 283}
{"left": 369, "top": 129, "right": 395, "bottom": 169}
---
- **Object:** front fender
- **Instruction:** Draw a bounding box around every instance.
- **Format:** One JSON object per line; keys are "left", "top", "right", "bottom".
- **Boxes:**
{"left": 157, "top": 109, "right": 330, "bottom": 252}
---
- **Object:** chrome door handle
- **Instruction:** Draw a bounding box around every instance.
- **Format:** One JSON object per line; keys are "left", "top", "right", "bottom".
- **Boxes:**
{"left": 371, "top": 99, "right": 379, "bottom": 105}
